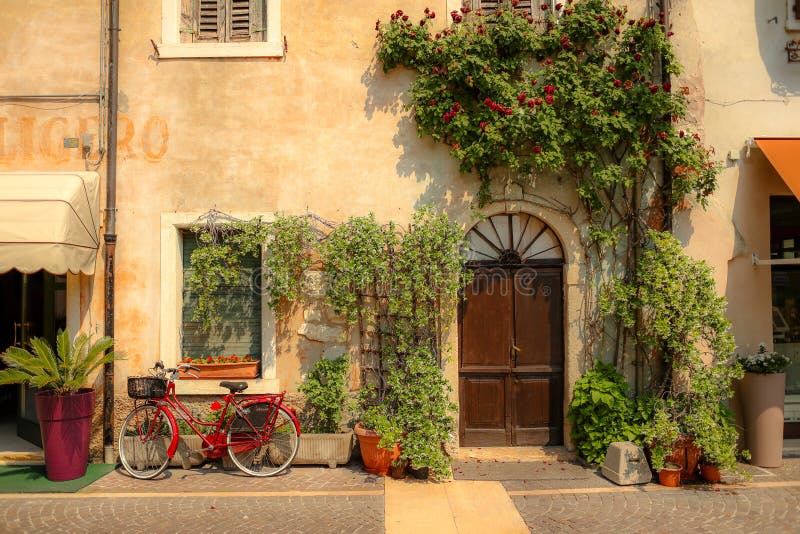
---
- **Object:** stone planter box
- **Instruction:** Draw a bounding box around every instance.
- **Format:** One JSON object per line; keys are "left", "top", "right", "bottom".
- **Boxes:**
{"left": 221, "top": 432, "right": 354, "bottom": 470}
{"left": 120, "top": 434, "right": 206, "bottom": 470}
{"left": 293, "top": 431, "right": 355, "bottom": 468}
{"left": 181, "top": 362, "right": 259, "bottom": 379}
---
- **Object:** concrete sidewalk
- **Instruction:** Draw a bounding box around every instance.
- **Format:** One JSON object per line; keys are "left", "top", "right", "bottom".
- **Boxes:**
{"left": 1, "top": 453, "right": 800, "bottom": 532}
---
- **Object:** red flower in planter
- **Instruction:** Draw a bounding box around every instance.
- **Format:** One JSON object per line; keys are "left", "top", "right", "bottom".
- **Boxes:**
{"left": 230, "top": 355, "right": 239, "bottom": 363}
{"left": 206, "top": 356, "right": 214, "bottom": 364}
{"left": 244, "top": 355, "right": 253, "bottom": 362}
{"left": 210, "top": 401, "right": 222, "bottom": 411}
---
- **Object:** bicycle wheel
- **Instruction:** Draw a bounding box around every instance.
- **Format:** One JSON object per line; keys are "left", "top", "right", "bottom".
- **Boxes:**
{"left": 227, "top": 404, "right": 300, "bottom": 477}
{"left": 118, "top": 403, "right": 174, "bottom": 479}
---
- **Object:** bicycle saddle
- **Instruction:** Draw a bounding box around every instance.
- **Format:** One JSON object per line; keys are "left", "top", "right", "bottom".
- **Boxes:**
{"left": 219, "top": 381, "right": 248, "bottom": 393}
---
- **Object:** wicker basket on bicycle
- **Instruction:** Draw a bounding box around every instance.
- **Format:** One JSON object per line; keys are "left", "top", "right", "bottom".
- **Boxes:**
{"left": 127, "top": 376, "right": 167, "bottom": 399}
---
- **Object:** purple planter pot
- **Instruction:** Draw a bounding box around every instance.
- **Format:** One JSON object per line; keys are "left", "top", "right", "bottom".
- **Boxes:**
{"left": 35, "top": 388, "right": 95, "bottom": 481}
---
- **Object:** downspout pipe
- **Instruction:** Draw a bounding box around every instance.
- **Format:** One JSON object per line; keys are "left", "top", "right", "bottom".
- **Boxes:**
{"left": 661, "top": 1, "right": 673, "bottom": 234}
{"left": 103, "top": 0, "right": 120, "bottom": 464}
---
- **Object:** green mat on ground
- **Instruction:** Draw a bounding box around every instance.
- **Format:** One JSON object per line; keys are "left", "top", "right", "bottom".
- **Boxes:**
{"left": 0, "top": 464, "right": 116, "bottom": 493}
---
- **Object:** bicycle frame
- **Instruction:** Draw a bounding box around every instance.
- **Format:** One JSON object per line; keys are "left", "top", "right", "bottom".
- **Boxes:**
{"left": 138, "top": 380, "right": 300, "bottom": 461}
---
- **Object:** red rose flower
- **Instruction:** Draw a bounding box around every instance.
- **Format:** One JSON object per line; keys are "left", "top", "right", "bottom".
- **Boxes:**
{"left": 613, "top": 79, "right": 622, "bottom": 87}
{"left": 533, "top": 145, "right": 542, "bottom": 154}
{"left": 527, "top": 99, "right": 536, "bottom": 108}
{"left": 649, "top": 84, "right": 659, "bottom": 93}
{"left": 504, "top": 108, "right": 513, "bottom": 115}
{"left": 555, "top": 3, "right": 563, "bottom": 9}
{"left": 624, "top": 80, "right": 633, "bottom": 90}
{"left": 540, "top": 3, "right": 549, "bottom": 10}
{"left": 210, "top": 401, "right": 222, "bottom": 411}
{"left": 662, "top": 82, "right": 671, "bottom": 92}
{"left": 634, "top": 53, "right": 642, "bottom": 61}
{"left": 206, "top": 356, "right": 213, "bottom": 363}
{"left": 658, "top": 131, "right": 668, "bottom": 140}
{"left": 402, "top": 15, "right": 408, "bottom": 21}
{"left": 679, "top": 130, "right": 685, "bottom": 138}
{"left": 480, "top": 121, "right": 488, "bottom": 132}
{"left": 545, "top": 95, "right": 554, "bottom": 104}
{"left": 607, "top": 66, "right": 615, "bottom": 73}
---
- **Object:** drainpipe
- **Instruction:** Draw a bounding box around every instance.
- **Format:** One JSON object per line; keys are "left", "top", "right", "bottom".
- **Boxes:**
{"left": 661, "top": 0, "right": 673, "bottom": 234}
{"left": 103, "top": 0, "right": 120, "bottom": 464}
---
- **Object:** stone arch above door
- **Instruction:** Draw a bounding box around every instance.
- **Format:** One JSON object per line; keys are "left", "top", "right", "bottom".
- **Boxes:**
{"left": 459, "top": 212, "right": 565, "bottom": 447}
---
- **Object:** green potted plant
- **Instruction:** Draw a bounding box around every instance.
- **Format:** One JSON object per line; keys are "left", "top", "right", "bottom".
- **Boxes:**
{"left": 0, "top": 329, "right": 115, "bottom": 481}
{"left": 354, "top": 398, "right": 402, "bottom": 476}
{"left": 294, "top": 354, "right": 355, "bottom": 468}
{"left": 737, "top": 343, "right": 791, "bottom": 467}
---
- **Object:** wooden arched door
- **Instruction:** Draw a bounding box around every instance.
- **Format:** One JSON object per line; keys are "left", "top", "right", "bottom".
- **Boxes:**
{"left": 459, "top": 213, "right": 564, "bottom": 446}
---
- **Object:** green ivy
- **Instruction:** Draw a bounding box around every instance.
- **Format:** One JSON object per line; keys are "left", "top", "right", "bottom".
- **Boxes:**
{"left": 188, "top": 214, "right": 314, "bottom": 327}
{"left": 297, "top": 355, "right": 350, "bottom": 434}
{"left": 568, "top": 361, "right": 651, "bottom": 464}
{"left": 324, "top": 207, "right": 469, "bottom": 478}
{"left": 603, "top": 231, "right": 745, "bottom": 471}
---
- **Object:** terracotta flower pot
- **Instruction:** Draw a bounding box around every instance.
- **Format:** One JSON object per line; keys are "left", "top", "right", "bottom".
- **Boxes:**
{"left": 658, "top": 465, "right": 681, "bottom": 487}
{"left": 666, "top": 435, "right": 702, "bottom": 481}
{"left": 35, "top": 388, "right": 95, "bottom": 481}
{"left": 180, "top": 361, "right": 259, "bottom": 379}
{"left": 740, "top": 372, "right": 785, "bottom": 468}
{"left": 389, "top": 460, "right": 408, "bottom": 479}
{"left": 700, "top": 463, "right": 722, "bottom": 483}
{"left": 354, "top": 423, "right": 400, "bottom": 476}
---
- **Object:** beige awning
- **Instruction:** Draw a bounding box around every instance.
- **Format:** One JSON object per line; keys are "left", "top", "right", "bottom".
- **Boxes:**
{"left": 0, "top": 172, "right": 101, "bottom": 275}
{"left": 755, "top": 138, "right": 800, "bottom": 201}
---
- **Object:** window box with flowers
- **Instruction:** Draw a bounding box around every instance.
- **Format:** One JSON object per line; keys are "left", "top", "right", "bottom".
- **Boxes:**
{"left": 180, "top": 355, "right": 260, "bottom": 379}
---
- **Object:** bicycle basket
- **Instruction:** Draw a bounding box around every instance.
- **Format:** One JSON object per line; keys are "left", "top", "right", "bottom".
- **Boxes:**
{"left": 127, "top": 376, "right": 167, "bottom": 399}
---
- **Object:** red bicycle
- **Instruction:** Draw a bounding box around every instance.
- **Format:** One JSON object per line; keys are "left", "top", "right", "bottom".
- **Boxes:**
{"left": 118, "top": 361, "right": 301, "bottom": 479}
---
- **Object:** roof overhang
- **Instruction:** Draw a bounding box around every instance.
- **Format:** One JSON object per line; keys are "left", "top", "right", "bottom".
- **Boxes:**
{"left": 0, "top": 172, "right": 101, "bottom": 275}
{"left": 754, "top": 138, "right": 800, "bottom": 200}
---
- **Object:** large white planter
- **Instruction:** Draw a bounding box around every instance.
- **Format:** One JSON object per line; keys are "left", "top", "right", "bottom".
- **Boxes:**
{"left": 740, "top": 372, "right": 786, "bottom": 468}
{"left": 293, "top": 431, "right": 355, "bottom": 468}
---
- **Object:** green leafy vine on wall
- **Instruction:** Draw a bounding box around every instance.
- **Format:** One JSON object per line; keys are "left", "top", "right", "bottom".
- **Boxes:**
{"left": 187, "top": 211, "right": 315, "bottom": 328}
{"left": 374, "top": 0, "right": 723, "bottom": 380}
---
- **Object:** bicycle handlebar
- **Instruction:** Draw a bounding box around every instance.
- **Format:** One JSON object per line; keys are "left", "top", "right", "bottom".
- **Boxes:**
{"left": 151, "top": 361, "right": 200, "bottom": 379}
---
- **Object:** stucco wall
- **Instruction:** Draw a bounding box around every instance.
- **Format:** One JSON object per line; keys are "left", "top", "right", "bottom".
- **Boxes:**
{"left": 672, "top": 0, "right": 800, "bottom": 354}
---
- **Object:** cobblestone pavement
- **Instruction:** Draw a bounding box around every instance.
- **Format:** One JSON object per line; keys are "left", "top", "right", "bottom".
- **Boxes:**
{"left": 1, "top": 494, "right": 383, "bottom": 533}
{"left": 456, "top": 458, "right": 800, "bottom": 533}
{"left": 0, "top": 464, "right": 384, "bottom": 534}
{"left": 85, "top": 463, "right": 384, "bottom": 493}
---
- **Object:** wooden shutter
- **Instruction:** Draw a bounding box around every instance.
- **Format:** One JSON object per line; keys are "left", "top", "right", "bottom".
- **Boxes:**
{"left": 180, "top": 0, "right": 196, "bottom": 43}
{"left": 478, "top": 0, "right": 539, "bottom": 15}
{"left": 181, "top": 233, "right": 262, "bottom": 365}
{"left": 229, "top": 0, "right": 251, "bottom": 41}
{"left": 197, "top": 0, "right": 223, "bottom": 42}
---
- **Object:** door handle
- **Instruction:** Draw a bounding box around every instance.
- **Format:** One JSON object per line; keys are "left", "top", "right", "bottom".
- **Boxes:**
{"left": 512, "top": 345, "right": 522, "bottom": 353}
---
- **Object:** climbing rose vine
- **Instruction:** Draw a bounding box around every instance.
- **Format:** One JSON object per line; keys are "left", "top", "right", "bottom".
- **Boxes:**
{"left": 375, "top": 0, "right": 719, "bottom": 210}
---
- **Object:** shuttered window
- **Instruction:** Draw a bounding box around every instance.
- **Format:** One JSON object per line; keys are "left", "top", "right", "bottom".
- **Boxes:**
{"left": 476, "top": 0, "right": 536, "bottom": 15}
{"left": 181, "top": 0, "right": 266, "bottom": 43}
{"left": 181, "top": 232, "right": 262, "bottom": 367}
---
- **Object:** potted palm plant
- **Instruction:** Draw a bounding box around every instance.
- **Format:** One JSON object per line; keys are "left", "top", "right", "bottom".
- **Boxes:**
{"left": 294, "top": 354, "right": 355, "bottom": 468}
{"left": 0, "top": 329, "right": 115, "bottom": 481}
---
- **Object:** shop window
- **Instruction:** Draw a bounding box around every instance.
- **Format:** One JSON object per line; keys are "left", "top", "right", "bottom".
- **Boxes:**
{"left": 770, "top": 196, "right": 800, "bottom": 426}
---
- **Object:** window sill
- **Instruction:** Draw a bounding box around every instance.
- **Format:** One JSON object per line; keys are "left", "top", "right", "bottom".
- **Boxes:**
{"left": 174, "top": 377, "right": 281, "bottom": 395}
{"left": 156, "top": 41, "right": 284, "bottom": 59}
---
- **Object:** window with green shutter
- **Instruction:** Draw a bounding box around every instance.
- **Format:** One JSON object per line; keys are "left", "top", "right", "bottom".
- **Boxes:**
{"left": 181, "top": 0, "right": 266, "bottom": 44}
{"left": 181, "top": 232, "right": 262, "bottom": 370}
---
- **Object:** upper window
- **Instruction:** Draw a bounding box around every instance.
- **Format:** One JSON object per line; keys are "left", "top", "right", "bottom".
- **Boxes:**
{"left": 186, "top": 0, "right": 265, "bottom": 43}
{"left": 158, "top": 0, "right": 282, "bottom": 58}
